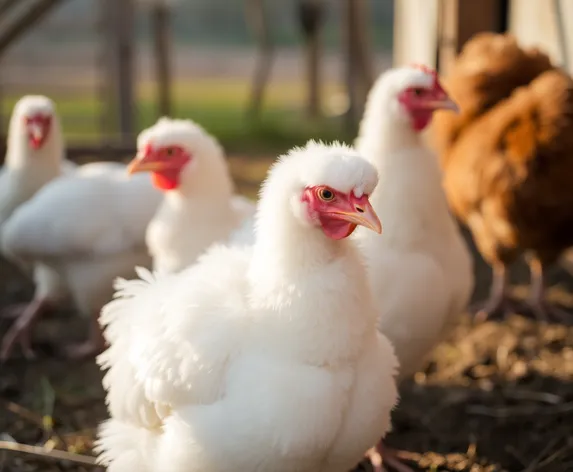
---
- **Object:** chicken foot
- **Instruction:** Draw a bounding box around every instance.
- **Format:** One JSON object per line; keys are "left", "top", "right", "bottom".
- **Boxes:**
{"left": 366, "top": 440, "right": 414, "bottom": 472}
{"left": 524, "top": 257, "right": 571, "bottom": 324}
{"left": 0, "top": 297, "right": 53, "bottom": 361}
{"left": 62, "top": 312, "right": 106, "bottom": 360}
{"left": 471, "top": 264, "right": 525, "bottom": 322}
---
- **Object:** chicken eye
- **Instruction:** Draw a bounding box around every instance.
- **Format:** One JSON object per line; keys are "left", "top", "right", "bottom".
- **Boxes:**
{"left": 318, "top": 188, "right": 335, "bottom": 202}
{"left": 412, "top": 88, "right": 424, "bottom": 97}
{"left": 165, "top": 147, "right": 175, "bottom": 156}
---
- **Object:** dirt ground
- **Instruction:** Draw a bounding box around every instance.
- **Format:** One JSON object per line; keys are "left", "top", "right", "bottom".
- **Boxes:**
{"left": 1, "top": 159, "right": 573, "bottom": 471}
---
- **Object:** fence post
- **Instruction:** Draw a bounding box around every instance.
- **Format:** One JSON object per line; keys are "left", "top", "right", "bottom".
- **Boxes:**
{"left": 102, "top": 0, "right": 135, "bottom": 142}
{"left": 151, "top": 2, "right": 171, "bottom": 117}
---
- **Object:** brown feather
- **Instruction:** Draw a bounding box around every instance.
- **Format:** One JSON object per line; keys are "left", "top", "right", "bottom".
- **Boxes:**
{"left": 432, "top": 33, "right": 573, "bottom": 268}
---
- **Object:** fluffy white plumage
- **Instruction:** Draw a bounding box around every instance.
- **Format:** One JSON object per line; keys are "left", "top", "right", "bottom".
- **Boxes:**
{"left": 1, "top": 162, "right": 162, "bottom": 354}
{"left": 354, "top": 66, "right": 474, "bottom": 379}
{"left": 0, "top": 96, "right": 76, "bottom": 313}
{"left": 135, "top": 117, "right": 255, "bottom": 273}
{"left": 95, "top": 141, "right": 398, "bottom": 472}
{"left": 0, "top": 95, "right": 73, "bottom": 226}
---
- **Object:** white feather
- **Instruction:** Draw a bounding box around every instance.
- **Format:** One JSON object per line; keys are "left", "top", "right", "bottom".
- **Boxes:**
{"left": 137, "top": 117, "right": 256, "bottom": 274}
{"left": 1, "top": 161, "right": 162, "bottom": 317}
{"left": 0, "top": 95, "right": 67, "bottom": 227}
{"left": 95, "top": 141, "right": 399, "bottom": 472}
{"left": 354, "top": 66, "right": 475, "bottom": 379}
{"left": 0, "top": 95, "right": 75, "bottom": 305}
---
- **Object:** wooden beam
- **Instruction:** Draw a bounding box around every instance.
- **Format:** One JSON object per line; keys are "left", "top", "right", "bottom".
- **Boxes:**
{"left": 245, "top": 0, "right": 274, "bottom": 118}
{"left": 102, "top": 0, "right": 135, "bottom": 140}
{"left": 0, "top": 0, "right": 19, "bottom": 19}
{"left": 151, "top": 3, "right": 172, "bottom": 117}
{"left": 297, "top": 0, "right": 325, "bottom": 118}
{"left": 393, "top": 0, "right": 439, "bottom": 68}
{"left": 438, "top": 0, "right": 504, "bottom": 74}
{"left": 116, "top": 0, "right": 135, "bottom": 139}
{"left": 100, "top": 0, "right": 115, "bottom": 139}
{"left": 343, "top": 0, "right": 371, "bottom": 129}
{"left": 0, "top": 0, "right": 66, "bottom": 57}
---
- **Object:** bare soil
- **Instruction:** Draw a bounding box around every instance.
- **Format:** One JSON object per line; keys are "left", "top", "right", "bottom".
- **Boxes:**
{"left": 1, "top": 161, "right": 573, "bottom": 471}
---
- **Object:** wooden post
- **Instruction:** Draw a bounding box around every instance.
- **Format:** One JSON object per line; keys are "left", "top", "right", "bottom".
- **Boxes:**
{"left": 152, "top": 2, "right": 171, "bottom": 117}
{"left": 438, "top": 0, "right": 505, "bottom": 74}
{"left": 245, "top": 0, "right": 274, "bottom": 119}
{"left": 102, "top": 0, "right": 135, "bottom": 141}
{"left": 0, "top": 0, "right": 66, "bottom": 56}
{"left": 353, "top": 0, "right": 373, "bottom": 93}
{"left": 297, "top": 0, "right": 325, "bottom": 118}
{"left": 100, "top": 0, "right": 115, "bottom": 139}
{"left": 343, "top": 0, "right": 370, "bottom": 130}
{"left": 393, "top": 0, "right": 439, "bottom": 68}
{"left": 116, "top": 0, "right": 135, "bottom": 140}
{"left": 0, "top": 0, "right": 19, "bottom": 18}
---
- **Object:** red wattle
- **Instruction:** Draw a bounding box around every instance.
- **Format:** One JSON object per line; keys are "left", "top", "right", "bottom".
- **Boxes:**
{"left": 411, "top": 110, "right": 433, "bottom": 132}
{"left": 318, "top": 216, "right": 357, "bottom": 240}
{"left": 152, "top": 171, "right": 180, "bottom": 191}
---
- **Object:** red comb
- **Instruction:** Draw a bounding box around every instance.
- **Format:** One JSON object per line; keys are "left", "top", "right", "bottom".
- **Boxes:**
{"left": 408, "top": 63, "right": 442, "bottom": 90}
{"left": 409, "top": 63, "right": 438, "bottom": 77}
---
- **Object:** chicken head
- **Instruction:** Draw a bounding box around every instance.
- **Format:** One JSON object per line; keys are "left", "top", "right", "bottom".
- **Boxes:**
{"left": 127, "top": 143, "right": 191, "bottom": 190}
{"left": 11, "top": 95, "right": 56, "bottom": 150}
{"left": 397, "top": 65, "right": 459, "bottom": 131}
{"left": 301, "top": 185, "right": 381, "bottom": 239}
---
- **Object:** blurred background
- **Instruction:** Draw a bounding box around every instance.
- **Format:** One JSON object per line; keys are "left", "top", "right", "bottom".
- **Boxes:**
{"left": 0, "top": 0, "right": 568, "bottom": 168}
{"left": 0, "top": 0, "right": 394, "bottom": 161}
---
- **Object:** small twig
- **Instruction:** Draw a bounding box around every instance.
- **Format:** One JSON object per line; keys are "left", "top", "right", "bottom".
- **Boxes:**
{"left": 535, "top": 442, "right": 573, "bottom": 470}
{"left": 506, "top": 445, "right": 529, "bottom": 468}
{"left": 519, "top": 435, "right": 563, "bottom": 472}
{"left": 1, "top": 396, "right": 67, "bottom": 449}
{"left": 0, "top": 440, "right": 97, "bottom": 466}
{"left": 1, "top": 400, "right": 43, "bottom": 427}
{"left": 467, "top": 401, "right": 573, "bottom": 418}
{"left": 502, "top": 389, "right": 563, "bottom": 405}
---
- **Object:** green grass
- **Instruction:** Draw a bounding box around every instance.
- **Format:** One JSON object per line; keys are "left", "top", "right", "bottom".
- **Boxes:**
{"left": 3, "top": 79, "right": 355, "bottom": 155}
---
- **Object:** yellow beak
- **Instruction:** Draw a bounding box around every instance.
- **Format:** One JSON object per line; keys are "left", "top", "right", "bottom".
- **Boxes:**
{"left": 126, "top": 156, "right": 169, "bottom": 175}
{"left": 332, "top": 201, "right": 382, "bottom": 234}
{"left": 425, "top": 97, "right": 460, "bottom": 113}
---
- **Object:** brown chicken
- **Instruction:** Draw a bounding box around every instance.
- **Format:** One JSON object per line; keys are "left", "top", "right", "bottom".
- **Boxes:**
{"left": 432, "top": 32, "right": 573, "bottom": 322}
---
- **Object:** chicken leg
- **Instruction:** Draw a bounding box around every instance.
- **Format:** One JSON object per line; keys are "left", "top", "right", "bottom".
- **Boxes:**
{"left": 366, "top": 441, "right": 414, "bottom": 472}
{"left": 0, "top": 297, "right": 53, "bottom": 361}
{"left": 62, "top": 312, "right": 106, "bottom": 360}
{"left": 470, "top": 263, "right": 524, "bottom": 322}
{"left": 524, "top": 257, "right": 571, "bottom": 324}
{"left": 1, "top": 303, "right": 33, "bottom": 319}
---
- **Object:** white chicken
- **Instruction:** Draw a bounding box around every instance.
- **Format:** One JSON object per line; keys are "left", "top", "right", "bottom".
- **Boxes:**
{"left": 95, "top": 141, "right": 399, "bottom": 472}
{"left": 0, "top": 95, "right": 76, "bottom": 358}
{"left": 1, "top": 162, "right": 162, "bottom": 359}
{"left": 353, "top": 65, "right": 474, "bottom": 471}
{"left": 0, "top": 95, "right": 70, "bottom": 224}
{"left": 127, "top": 117, "right": 255, "bottom": 274}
